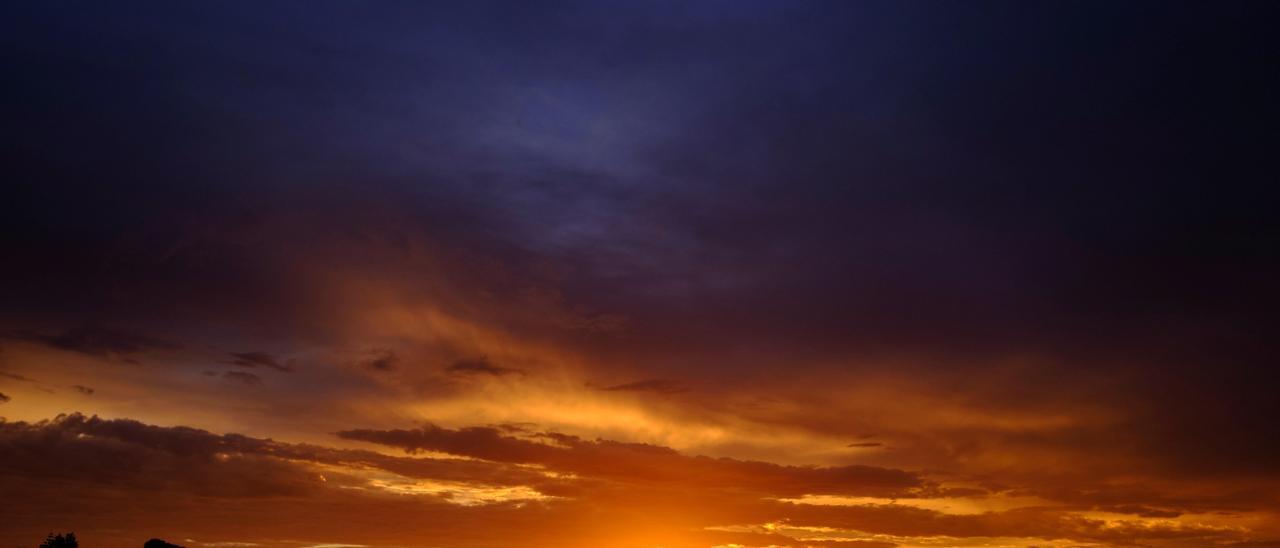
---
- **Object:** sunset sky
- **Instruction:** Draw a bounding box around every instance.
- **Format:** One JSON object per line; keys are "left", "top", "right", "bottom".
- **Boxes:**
{"left": 3, "top": 2, "right": 1279, "bottom": 547}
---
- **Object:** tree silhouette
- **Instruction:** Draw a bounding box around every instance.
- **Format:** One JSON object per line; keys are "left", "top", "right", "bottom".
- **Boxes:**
{"left": 39, "top": 533, "right": 77, "bottom": 548}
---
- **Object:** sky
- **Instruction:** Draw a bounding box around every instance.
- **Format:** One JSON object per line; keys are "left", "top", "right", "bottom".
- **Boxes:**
{"left": 2, "top": 2, "right": 1279, "bottom": 547}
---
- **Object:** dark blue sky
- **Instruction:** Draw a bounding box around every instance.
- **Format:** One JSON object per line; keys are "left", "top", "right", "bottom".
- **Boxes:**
{"left": 7, "top": 1, "right": 1277, "bottom": 362}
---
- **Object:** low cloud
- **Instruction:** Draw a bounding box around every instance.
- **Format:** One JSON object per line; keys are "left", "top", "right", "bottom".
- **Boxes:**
{"left": 223, "top": 371, "right": 263, "bottom": 385}
{"left": 596, "top": 378, "right": 688, "bottom": 394}
{"left": 0, "top": 413, "right": 323, "bottom": 497}
{"left": 0, "top": 414, "right": 547, "bottom": 498}
{"left": 847, "top": 442, "right": 883, "bottom": 448}
{"left": 6, "top": 325, "right": 178, "bottom": 363}
{"left": 226, "top": 352, "right": 292, "bottom": 372}
{"left": 446, "top": 357, "right": 522, "bottom": 377}
{"left": 1095, "top": 504, "right": 1183, "bottom": 518}
{"left": 0, "top": 372, "right": 36, "bottom": 382}
{"left": 0, "top": 413, "right": 1271, "bottom": 547}
{"left": 72, "top": 385, "right": 95, "bottom": 395}
{"left": 360, "top": 351, "right": 397, "bottom": 372}
{"left": 335, "top": 424, "right": 922, "bottom": 498}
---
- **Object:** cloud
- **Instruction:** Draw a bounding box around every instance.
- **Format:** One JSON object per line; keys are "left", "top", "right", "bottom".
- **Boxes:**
{"left": 778, "top": 541, "right": 896, "bottom": 548}
{"left": 0, "top": 413, "right": 1273, "bottom": 547}
{"left": 222, "top": 371, "right": 263, "bottom": 385}
{"left": 0, "top": 392, "right": 8, "bottom": 403}
{"left": 360, "top": 350, "right": 397, "bottom": 372}
{"left": 446, "top": 357, "right": 523, "bottom": 377}
{"left": 0, "top": 414, "right": 548, "bottom": 498}
{"left": 1094, "top": 504, "right": 1183, "bottom": 518}
{"left": 71, "top": 384, "right": 95, "bottom": 395}
{"left": 226, "top": 352, "right": 292, "bottom": 372}
{"left": 6, "top": 325, "right": 178, "bottom": 362}
{"left": 596, "top": 378, "right": 688, "bottom": 394}
{"left": 730, "top": 501, "right": 1251, "bottom": 547}
{"left": 0, "top": 372, "right": 36, "bottom": 382}
{"left": 335, "top": 424, "right": 923, "bottom": 498}
{"left": 0, "top": 413, "right": 323, "bottom": 497}
{"left": 847, "top": 442, "right": 883, "bottom": 448}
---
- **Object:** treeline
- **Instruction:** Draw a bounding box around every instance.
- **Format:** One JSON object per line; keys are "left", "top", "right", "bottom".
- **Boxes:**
{"left": 35, "top": 533, "right": 183, "bottom": 548}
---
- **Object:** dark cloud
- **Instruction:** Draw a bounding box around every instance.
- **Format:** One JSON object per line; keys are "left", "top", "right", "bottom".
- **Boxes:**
{"left": 6, "top": 325, "right": 177, "bottom": 362}
{"left": 759, "top": 502, "right": 1242, "bottom": 546}
{"left": 0, "top": 392, "right": 9, "bottom": 403}
{"left": 222, "top": 371, "right": 262, "bottom": 385}
{"left": 847, "top": 442, "right": 884, "bottom": 448}
{"left": 336, "top": 424, "right": 923, "bottom": 498}
{"left": 0, "top": 413, "right": 1273, "bottom": 547}
{"left": 1094, "top": 505, "right": 1183, "bottom": 519}
{"left": 0, "top": 413, "right": 322, "bottom": 497}
{"left": 225, "top": 352, "right": 292, "bottom": 372}
{"left": 493, "top": 422, "right": 536, "bottom": 434}
{"left": 797, "top": 542, "right": 897, "bottom": 548}
{"left": 596, "top": 378, "right": 688, "bottom": 395}
{"left": 360, "top": 350, "right": 398, "bottom": 372}
{"left": 71, "top": 384, "right": 94, "bottom": 395}
{"left": 0, "top": 413, "right": 548, "bottom": 496}
{"left": 2, "top": 2, "right": 1276, "bottom": 370}
{"left": 446, "top": 357, "right": 523, "bottom": 377}
{"left": 0, "top": 372, "right": 36, "bottom": 382}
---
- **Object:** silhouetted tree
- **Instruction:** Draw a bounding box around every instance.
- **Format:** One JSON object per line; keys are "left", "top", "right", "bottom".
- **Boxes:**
{"left": 39, "top": 533, "right": 77, "bottom": 548}
{"left": 144, "top": 539, "right": 184, "bottom": 548}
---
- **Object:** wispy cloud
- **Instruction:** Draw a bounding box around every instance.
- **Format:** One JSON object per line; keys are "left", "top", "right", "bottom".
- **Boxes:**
{"left": 225, "top": 352, "right": 293, "bottom": 372}
{"left": 222, "top": 371, "right": 263, "bottom": 385}
{"left": 446, "top": 357, "right": 523, "bottom": 377}
{"left": 595, "top": 378, "right": 688, "bottom": 394}
{"left": 7, "top": 325, "right": 178, "bottom": 363}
